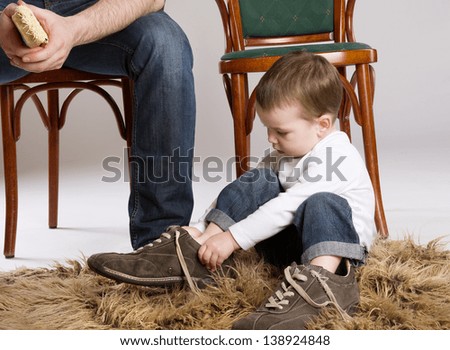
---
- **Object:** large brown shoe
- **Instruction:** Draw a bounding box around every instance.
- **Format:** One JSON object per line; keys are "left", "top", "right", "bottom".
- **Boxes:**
{"left": 87, "top": 226, "right": 234, "bottom": 290}
{"left": 232, "top": 261, "right": 359, "bottom": 330}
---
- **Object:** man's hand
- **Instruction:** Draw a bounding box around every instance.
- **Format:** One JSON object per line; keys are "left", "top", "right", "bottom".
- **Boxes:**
{"left": 6, "top": 2, "right": 77, "bottom": 73}
{"left": 198, "top": 231, "right": 240, "bottom": 271}
{"left": 0, "top": 3, "right": 27, "bottom": 64}
{"left": 0, "top": 2, "right": 75, "bottom": 73}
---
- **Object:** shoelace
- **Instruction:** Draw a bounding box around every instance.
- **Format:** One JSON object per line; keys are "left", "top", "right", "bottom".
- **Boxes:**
{"left": 137, "top": 232, "right": 172, "bottom": 250}
{"left": 136, "top": 229, "right": 201, "bottom": 295}
{"left": 265, "top": 265, "right": 353, "bottom": 322}
{"left": 174, "top": 229, "right": 201, "bottom": 295}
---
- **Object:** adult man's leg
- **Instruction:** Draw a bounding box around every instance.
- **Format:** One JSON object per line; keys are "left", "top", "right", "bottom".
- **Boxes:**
{"left": 51, "top": 3, "right": 196, "bottom": 249}
{"left": 1, "top": 0, "right": 196, "bottom": 249}
{"left": 0, "top": 53, "right": 28, "bottom": 82}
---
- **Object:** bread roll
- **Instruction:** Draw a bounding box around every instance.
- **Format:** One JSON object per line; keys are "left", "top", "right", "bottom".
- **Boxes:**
{"left": 12, "top": 5, "right": 48, "bottom": 48}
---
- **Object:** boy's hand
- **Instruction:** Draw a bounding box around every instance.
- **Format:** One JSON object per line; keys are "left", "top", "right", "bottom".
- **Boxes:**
{"left": 182, "top": 226, "right": 203, "bottom": 240}
{"left": 198, "top": 231, "right": 240, "bottom": 271}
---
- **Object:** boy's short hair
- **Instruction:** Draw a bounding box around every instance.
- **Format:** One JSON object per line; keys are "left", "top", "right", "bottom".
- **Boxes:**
{"left": 256, "top": 51, "right": 343, "bottom": 121}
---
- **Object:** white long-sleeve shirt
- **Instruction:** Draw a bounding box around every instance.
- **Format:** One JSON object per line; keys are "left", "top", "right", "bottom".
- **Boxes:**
{"left": 194, "top": 131, "right": 376, "bottom": 251}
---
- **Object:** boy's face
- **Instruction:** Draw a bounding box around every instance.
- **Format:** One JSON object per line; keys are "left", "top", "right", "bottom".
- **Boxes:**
{"left": 257, "top": 102, "right": 323, "bottom": 157}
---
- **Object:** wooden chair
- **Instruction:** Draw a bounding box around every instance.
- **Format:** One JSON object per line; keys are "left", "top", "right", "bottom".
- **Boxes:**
{"left": 1, "top": 68, "right": 133, "bottom": 258}
{"left": 215, "top": 0, "right": 388, "bottom": 237}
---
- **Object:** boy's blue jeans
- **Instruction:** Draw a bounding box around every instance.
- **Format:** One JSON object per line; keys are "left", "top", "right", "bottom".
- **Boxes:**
{"left": 0, "top": 1, "right": 196, "bottom": 249}
{"left": 205, "top": 168, "right": 367, "bottom": 268}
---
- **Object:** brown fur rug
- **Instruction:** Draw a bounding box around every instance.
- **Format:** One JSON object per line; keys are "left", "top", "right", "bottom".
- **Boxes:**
{"left": 0, "top": 237, "right": 449, "bottom": 330}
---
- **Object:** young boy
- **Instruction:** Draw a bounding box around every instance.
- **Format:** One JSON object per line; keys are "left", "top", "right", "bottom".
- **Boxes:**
{"left": 88, "top": 51, "right": 376, "bottom": 330}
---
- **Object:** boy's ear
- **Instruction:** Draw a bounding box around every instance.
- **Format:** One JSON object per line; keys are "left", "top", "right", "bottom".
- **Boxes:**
{"left": 317, "top": 114, "right": 333, "bottom": 135}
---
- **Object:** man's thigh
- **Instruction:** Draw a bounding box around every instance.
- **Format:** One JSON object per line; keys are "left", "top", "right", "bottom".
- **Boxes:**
{"left": 0, "top": 1, "right": 44, "bottom": 10}
{"left": 0, "top": 51, "right": 27, "bottom": 83}
{"left": 64, "top": 11, "right": 187, "bottom": 77}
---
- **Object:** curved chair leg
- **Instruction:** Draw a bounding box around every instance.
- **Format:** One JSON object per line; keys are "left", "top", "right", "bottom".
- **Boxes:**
{"left": 48, "top": 90, "right": 59, "bottom": 229}
{"left": 231, "top": 73, "right": 250, "bottom": 177}
{"left": 355, "top": 64, "right": 388, "bottom": 237}
{"left": 1, "top": 86, "right": 19, "bottom": 258}
{"left": 337, "top": 67, "right": 352, "bottom": 139}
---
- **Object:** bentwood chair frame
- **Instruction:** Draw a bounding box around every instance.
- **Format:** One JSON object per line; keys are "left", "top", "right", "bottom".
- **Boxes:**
{"left": 215, "top": 0, "right": 388, "bottom": 236}
{"left": 1, "top": 68, "right": 133, "bottom": 258}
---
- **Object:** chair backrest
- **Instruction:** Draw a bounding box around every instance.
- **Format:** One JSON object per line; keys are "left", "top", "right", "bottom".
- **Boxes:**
{"left": 218, "top": 0, "right": 349, "bottom": 51}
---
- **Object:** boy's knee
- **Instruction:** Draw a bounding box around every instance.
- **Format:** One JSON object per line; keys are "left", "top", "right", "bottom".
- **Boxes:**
{"left": 297, "top": 192, "right": 352, "bottom": 219}
{"left": 305, "top": 192, "right": 347, "bottom": 208}
{"left": 223, "top": 168, "right": 280, "bottom": 200}
{"left": 239, "top": 168, "right": 278, "bottom": 185}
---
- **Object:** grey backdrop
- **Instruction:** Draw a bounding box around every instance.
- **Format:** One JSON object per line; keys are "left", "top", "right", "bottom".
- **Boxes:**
{"left": 1, "top": 0, "right": 450, "bottom": 210}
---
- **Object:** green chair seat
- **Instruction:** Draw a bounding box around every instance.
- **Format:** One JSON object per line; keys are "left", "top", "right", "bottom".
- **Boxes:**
{"left": 221, "top": 42, "right": 372, "bottom": 61}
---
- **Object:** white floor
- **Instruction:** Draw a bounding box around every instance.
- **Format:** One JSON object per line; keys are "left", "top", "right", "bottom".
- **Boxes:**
{"left": 0, "top": 149, "right": 449, "bottom": 272}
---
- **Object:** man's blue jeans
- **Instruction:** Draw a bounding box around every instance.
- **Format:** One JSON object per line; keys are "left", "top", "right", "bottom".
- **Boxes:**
{"left": 205, "top": 168, "right": 367, "bottom": 268}
{"left": 0, "top": 1, "right": 196, "bottom": 249}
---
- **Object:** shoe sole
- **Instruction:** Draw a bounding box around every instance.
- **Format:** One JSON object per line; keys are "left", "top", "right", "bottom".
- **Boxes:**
{"left": 88, "top": 259, "right": 215, "bottom": 288}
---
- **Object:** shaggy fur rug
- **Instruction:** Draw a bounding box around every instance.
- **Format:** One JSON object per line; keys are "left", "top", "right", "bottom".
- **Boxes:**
{"left": 0, "top": 237, "right": 449, "bottom": 330}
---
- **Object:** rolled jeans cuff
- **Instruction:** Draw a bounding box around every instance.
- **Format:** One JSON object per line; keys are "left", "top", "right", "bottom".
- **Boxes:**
{"left": 205, "top": 208, "right": 236, "bottom": 231}
{"left": 301, "top": 241, "right": 368, "bottom": 266}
